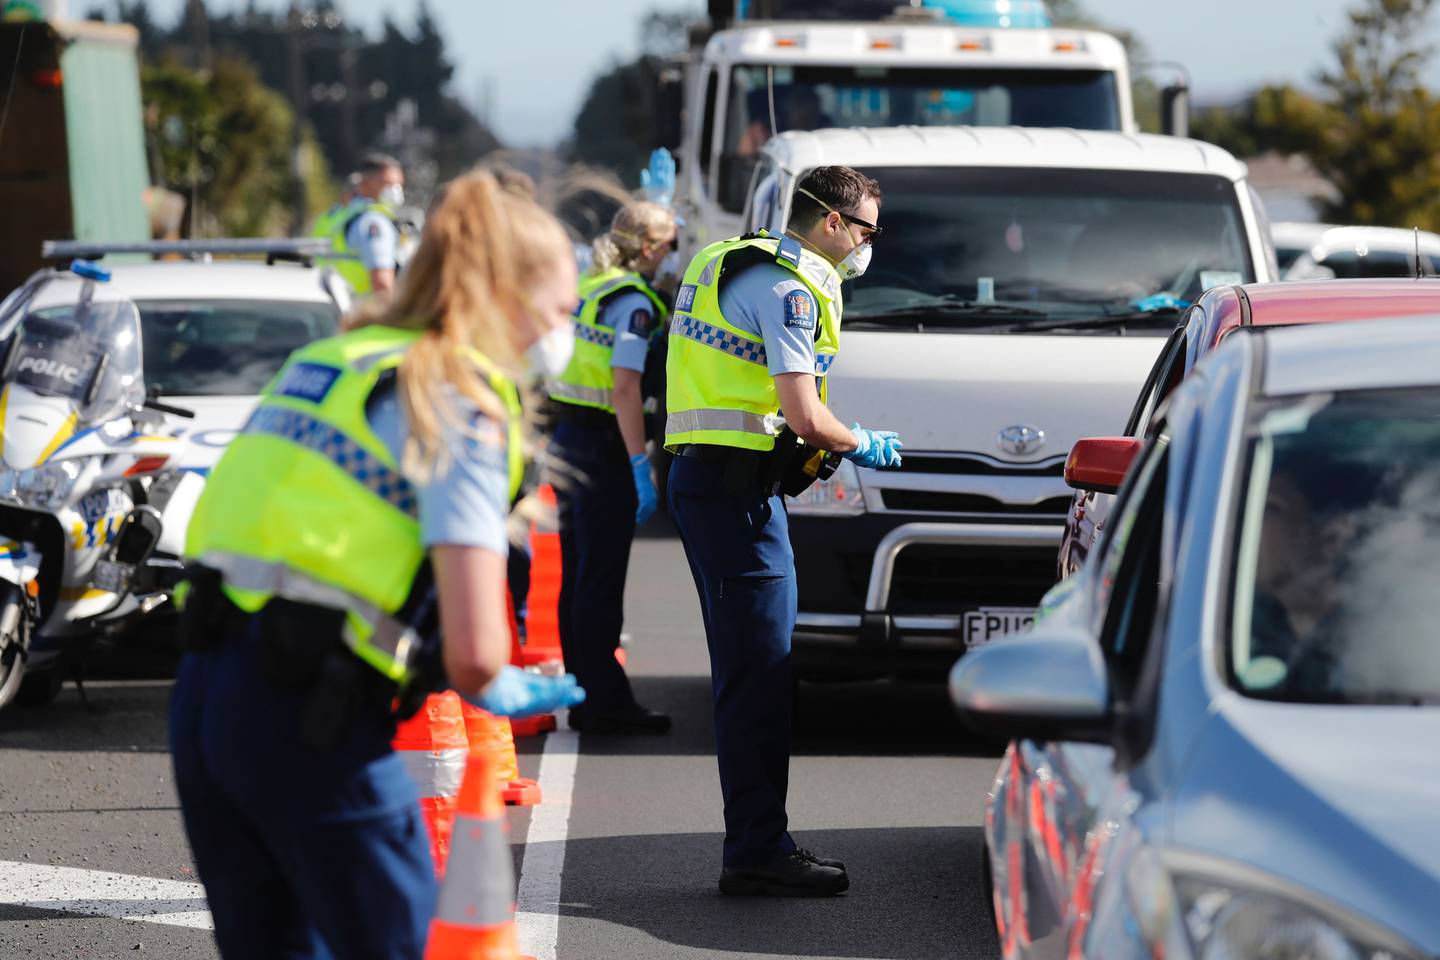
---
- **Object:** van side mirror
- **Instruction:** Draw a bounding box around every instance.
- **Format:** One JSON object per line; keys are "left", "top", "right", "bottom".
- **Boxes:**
{"left": 655, "top": 63, "right": 684, "bottom": 151}
{"left": 949, "top": 624, "right": 1111, "bottom": 744}
{"left": 1065, "top": 437, "right": 1143, "bottom": 494}
{"left": 1161, "top": 82, "right": 1190, "bottom": 138}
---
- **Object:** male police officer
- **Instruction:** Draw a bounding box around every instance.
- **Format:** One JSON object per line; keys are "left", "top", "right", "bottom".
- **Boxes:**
{"left": 316, "top": 153, "right": 405, "bottom": 297}
{"left": 665, "top": 166, "right": 904, "bottom": 897}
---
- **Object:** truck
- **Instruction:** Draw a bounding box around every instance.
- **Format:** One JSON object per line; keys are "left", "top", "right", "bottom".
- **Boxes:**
{"left": 732, "top": 125, "right": 1275, "bottom": 681}
{"left": 0, "top": 11, "right": 150, "bottom": 295}
{"left": 661, "top": 0, "right": 1190, "bottom": 263}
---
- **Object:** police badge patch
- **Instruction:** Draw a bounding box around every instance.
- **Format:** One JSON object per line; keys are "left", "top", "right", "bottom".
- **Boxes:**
{"left": 629, "top": 309, "right": 655, "bottom": 337}
{"left": 675, "top": 283, "right": 698, "bottom": 312}
{"left": 783, "top": 290, "right": 816, "bottom": 330}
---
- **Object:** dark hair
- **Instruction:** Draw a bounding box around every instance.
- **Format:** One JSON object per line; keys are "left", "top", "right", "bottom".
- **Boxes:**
{"left": 788, "top": 165, "right": 882, "bottom": 231}
{"left": 357, "top": 152, "right": 402, "bottom": 177}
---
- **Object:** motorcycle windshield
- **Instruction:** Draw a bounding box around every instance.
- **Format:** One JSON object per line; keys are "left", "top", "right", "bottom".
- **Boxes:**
{"left": 9, "top": 298, "right": 144, "bottom": 427}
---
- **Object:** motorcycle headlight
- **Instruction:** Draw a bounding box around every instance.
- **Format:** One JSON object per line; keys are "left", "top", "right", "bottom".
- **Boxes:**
{"left": 1126, "top": 849, "right": 1420, "bottom": 960}
{"left": 13, "top": 461, "right": 81, "bottom": 509}
{"left": 786, "top": 458, "right": 866, "bottom": 516}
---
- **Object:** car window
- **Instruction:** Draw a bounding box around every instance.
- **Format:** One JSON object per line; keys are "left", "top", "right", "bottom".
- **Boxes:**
{"left": 1093, "top": 436, "right": 1170, "bottom": 694}
{"left": 1230, "top": 386, "right": 1440, "bottom": 705}
{"left": 1317, "top": 249, "right": 1440, "bottom": 279}
{"left": 137, "top": 299, "right": 338, "bottom": 396}
{"left": 1123, "top": 325, "right": 1187, "bottom": 437}
{"left": 700, "top": 69, "right": 719, "bottom": 199}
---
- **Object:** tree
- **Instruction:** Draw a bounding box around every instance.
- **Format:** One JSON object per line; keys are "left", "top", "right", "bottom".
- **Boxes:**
{"left": 1193, "top": 0, "right": 1440, "bottom": 230}
{"left": 144, "top": 57, "right": 334, "bottom": 237}
{"left": 568, "top": 11, "right": 693, "bottom": 186}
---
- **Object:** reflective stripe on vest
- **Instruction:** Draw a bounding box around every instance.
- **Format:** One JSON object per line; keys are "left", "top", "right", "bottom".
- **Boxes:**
{"left": 549, "top": 269, "right": 667, "bottom": 415}
{"left": 664, "top": 232, "right": 842, "bottom": 452}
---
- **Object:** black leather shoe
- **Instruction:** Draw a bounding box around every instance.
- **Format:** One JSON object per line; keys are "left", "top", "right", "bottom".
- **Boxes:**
{"left": 719, "top": 850, "right": 849, "bottom": 897}
{"left": 568, "top": 704, "right": 672, "bottom": 735}
{"left": 794, "top": 847, "right": 845, "bottom": 871}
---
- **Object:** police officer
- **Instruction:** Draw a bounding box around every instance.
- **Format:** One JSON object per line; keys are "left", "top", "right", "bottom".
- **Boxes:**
{"left": 665, "top": 166, "right": 903, "bottom": 897}
{"left": 170, "top": 171, "right": 585, "bottom": 959}
{"left": 550, "top": 201, "right": 677, "bottom": 734}
{"left": 316, "top": 153, "right": 405, "bottom": 298}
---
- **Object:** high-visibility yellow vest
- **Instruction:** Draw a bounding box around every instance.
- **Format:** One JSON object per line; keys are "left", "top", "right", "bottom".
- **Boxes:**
{"left": 548, "top": 268, "right": 668, "bottom": 414}
{"left": 313, "top": 198, "right": 396, "bottom": 295}
{"left": 664, "top": 232, "right": 841, "bottom": 452}
{"left": 185, "top": 324, "right": 523, "bottom": 682}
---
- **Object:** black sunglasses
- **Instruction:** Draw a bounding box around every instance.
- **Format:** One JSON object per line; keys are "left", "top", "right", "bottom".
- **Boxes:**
{"left": 838, "top": 211, "right": 883, "bottom": 243}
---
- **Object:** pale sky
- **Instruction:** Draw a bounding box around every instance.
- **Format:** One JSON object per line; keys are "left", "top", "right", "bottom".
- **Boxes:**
{"left": 133, "top": 0, "right": 1440, "bottom": 147}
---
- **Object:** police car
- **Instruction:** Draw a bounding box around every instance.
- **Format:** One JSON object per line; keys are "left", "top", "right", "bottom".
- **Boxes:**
{"left": 30, "top": 240, "right": 347, "bottom": 559}
{"left": 741, "top": 127, "right": 1276, "bottom": 681}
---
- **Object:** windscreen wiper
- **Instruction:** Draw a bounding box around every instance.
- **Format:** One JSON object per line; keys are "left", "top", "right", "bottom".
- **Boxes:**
{"left": 1009, "top": 306, "right": 1186, "bottom": 334}
{"left": 847, "top": 300, "right": 1049, "bottom": 323}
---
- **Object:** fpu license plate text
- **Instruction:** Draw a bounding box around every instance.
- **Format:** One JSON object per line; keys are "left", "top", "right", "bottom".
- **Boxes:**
{"left": 962, "top": 607, "right": 1036, "bottom": 647}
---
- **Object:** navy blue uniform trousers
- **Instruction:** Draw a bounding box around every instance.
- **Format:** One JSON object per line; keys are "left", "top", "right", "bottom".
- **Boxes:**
{"left": 169, "top": 617, "right": 435, "bottom": 959}
{"left": 667, "top": 455, "right": 799, "bottom": 868}
{"left": 554, "top": 419, "right": 640, "bottom": 714}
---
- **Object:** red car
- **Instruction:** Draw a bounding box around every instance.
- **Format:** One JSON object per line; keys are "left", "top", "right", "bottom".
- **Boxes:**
{"left": 1057, "top": 277, "right": 1440, "bottom": 576}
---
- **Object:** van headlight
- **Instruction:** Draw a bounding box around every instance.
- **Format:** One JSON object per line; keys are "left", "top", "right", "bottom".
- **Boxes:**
{"left": 787, "top": 458, "right": 866, "bottom": 516}
{"left": 1126, "top": 849, "right": 1419, "bottom": 960}
{"left": 9, "top": 461, "right": 82, "bottom": 509}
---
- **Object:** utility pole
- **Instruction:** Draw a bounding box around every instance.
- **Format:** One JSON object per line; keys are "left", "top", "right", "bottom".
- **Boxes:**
{"left": 286, "top": 8, "right": 309, "bottom": 234}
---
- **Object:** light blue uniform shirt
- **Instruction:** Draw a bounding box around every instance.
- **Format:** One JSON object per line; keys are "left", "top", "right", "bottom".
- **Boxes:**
{"left": 366, "top": 381, "right": 510, "bottom": 555}
{"left": 717, "top": 262, "right": 818, "bottom": 376}
{"left": 346, "top": 207, "right": 399, "bottom": 272}
{"left": 598, "top": 290, "right": 659, "bottom": 373}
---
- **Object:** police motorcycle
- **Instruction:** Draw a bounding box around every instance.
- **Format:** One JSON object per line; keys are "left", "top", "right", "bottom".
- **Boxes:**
{"left": 0, "top": 261, "right": 195, "bottom": 711}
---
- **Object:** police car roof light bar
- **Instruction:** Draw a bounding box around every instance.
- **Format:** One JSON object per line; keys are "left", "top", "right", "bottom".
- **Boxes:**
{"left": 40, "top": 238, "right": 352, "bottom": 267}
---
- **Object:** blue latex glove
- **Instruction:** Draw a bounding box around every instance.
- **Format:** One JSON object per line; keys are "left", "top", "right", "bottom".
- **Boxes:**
{"left": 844, "top": 423, "right": 904, "bottom": 469}
{"left": 463, "top": 665, "right": 586, "bottom": 718}
{"left": 631, "top": 453, "right": 658, "bottom": 525}
{"left": 639, "top": 148, "right": 676, "bottom": 206}
{"left": 1130, "top": 292, "right": 1190, "bottom": 312}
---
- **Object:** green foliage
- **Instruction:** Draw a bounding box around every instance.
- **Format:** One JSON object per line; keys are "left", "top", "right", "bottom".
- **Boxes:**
{"left": 568, "top": 11, "right": 711, "bottom": 184}
{"left": 1193, "top": 0, "right": 1440, "bottom": 230}
{"left": 144, "top": 57, "right": 333, "bottom": 237}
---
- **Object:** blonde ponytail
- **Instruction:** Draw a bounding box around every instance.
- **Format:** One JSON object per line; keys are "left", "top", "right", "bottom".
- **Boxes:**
{"left": 586, "top": 200, "right": 676, "bottom": 276}
{"left": 348, "top": 169, "right": 571, "bottom": 478}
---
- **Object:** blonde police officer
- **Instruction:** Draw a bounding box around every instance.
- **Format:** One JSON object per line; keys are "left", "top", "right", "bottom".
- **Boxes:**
{"left": 548, "top": 201, "right": 677, "bottom": 734}
{"left": 170, "top": 171, "right": 584, "bottom": 960}
{"left": 665, "top": 167, "right": 904, "bottom": 897}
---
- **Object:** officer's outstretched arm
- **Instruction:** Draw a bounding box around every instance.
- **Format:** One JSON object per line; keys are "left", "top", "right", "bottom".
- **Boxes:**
{"left": 432, "top": 544, "right": 512, "bottom": 698}
{"left": 774, "top": 373, "right": 859, "bottom": 454}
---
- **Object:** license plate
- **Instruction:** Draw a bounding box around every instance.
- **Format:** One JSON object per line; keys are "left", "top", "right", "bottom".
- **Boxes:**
{"left": 962, "top": 607, "right": 1037, "bottom": 647}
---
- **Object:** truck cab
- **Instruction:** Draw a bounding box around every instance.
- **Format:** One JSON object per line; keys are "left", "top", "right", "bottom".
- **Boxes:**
{"left": 672, "top": 1, "right": 1139, "bottom": 261}
{"left": 736, "top": 126, "right": 1273, "bottom": 682}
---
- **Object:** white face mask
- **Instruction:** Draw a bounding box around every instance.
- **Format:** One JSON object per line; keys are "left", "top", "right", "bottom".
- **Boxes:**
{"left": 378, "top": 183, "right": 405, "bottom": 208}
{"left": 526, "top": 323, "right": 575, "bottom": 379}
{"left": 836, "top": 241, "right": 873, "bottom": 281}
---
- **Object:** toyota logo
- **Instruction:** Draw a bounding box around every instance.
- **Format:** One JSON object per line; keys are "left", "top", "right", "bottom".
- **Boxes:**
{"left": 997, "top": 424, "right": 1045, "bottom": 456}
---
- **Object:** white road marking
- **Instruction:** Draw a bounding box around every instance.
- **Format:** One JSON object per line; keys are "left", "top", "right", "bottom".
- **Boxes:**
{"left": 0, "top": 860, "right": 213, "bottom": 929}
{"left": 514, "top": 713, "right": 580, "bottom": 960}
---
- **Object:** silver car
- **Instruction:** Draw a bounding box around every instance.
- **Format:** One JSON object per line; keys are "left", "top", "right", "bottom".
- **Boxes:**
{"left": 952, "top": 314, "right": 1440, "bottom": 959}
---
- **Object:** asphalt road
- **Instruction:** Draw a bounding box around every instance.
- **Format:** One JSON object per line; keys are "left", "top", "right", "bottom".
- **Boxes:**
{"left": 0, "top": 528, "right": 1003, "bottom": 959}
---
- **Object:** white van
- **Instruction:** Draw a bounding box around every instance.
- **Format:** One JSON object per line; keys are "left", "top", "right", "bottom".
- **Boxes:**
{"left": 740, "top": 126, "right": 1276, "bottom": 678}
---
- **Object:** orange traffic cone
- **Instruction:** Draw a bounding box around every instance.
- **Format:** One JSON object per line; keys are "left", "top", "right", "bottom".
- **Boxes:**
{"left": 514, "top": 484, "right": 565, "bottom": 673}
{"left": 423, "top": 745, "right": 531, "bottom": 960}
{"left": 460, "top": 702, "right": 542, "bottom": 807}
{"left": 394, "top": 692, "right": 469, "bottom": 876}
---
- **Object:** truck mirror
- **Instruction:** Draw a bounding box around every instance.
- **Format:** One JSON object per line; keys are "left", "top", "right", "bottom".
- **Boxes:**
{"left": 655, "top": 64, "right": 684, "bottom": 152}
{"left": 1161, "top": 83, "right": 1190, "bottom": 138}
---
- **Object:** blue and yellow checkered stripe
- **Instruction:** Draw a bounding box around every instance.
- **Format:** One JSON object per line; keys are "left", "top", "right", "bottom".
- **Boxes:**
{"left": 672, "top": 314, "right": 767, "bottom": 366}
{"left": 245, "top": 407, "right": 418, "bottom": 516}
{"left": 573, "top": 321, "right": 616, "bottom": 348}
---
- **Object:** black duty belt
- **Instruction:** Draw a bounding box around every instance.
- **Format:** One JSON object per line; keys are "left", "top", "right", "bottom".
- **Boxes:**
{"left": 672, "top": 443, "right": 734, "bottom": 464}
{"left": 552, "top": 404, "right": 617, "bottom": 430}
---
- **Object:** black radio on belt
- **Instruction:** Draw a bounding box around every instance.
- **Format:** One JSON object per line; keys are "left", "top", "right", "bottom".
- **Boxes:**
{"left": 762, "top": 427, "right": 840, "bottom": 498}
